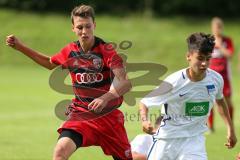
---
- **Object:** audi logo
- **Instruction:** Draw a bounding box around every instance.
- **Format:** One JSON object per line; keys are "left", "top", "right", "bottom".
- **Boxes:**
{"left": 76, "top": 73, "right": 104, "bottom": 84}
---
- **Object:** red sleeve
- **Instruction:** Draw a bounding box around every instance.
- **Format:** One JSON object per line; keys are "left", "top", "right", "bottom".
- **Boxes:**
{"left": 224, "top": 37, "right": 234, "bottom": 55}
{"left": 50, "top": 45, "right": 71, "bottom": 65}
{"left": 102, "top": 43, "right": 124, "bottom": 70}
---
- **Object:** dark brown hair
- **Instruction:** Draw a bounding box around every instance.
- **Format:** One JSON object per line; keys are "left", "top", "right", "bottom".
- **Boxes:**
{"left": 187, "top": 32, "right": 215, "bottom": 55}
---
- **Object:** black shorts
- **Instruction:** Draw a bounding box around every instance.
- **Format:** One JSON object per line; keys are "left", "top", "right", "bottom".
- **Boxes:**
{"left": 58, "top": 129, "right": 83, "bottom": 148}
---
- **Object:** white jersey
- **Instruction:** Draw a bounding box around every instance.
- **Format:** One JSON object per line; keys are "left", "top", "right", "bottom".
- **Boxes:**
{"left": 141, "top": 68, "right": 223, "bottom": 139}
{"left": 131, "top": 134, "right": 153, "bottom": 155}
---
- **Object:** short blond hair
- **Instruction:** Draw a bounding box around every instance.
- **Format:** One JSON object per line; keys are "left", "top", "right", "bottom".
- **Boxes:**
{"left": 71, "top": 5, "right": 95, "bottom": 24}
{"left": 211, "top": 17, "right": 224, "bottom": 27}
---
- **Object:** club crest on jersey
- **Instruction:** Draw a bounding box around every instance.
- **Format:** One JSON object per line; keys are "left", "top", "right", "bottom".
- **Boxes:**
{"left": 206, "top": 84, "right": 215, "bottom": 95}
{"left": 93, "top": 58, "right": 102, "bottom": 70}
{"left": 66, "top": 52, "right": 103, "bottom": 72}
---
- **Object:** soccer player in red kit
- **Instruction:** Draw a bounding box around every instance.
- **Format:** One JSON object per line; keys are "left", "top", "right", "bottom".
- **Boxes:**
{"left": 6, "top": 5, "right": 133, "bottom": 160}
{"left": 208, "top": 17, "right": 234, "bottom": 132}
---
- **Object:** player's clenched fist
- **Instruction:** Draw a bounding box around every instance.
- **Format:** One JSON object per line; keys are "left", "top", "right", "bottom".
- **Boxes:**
{"left": 6, "top": 35, "right": 21, "bottom": 49}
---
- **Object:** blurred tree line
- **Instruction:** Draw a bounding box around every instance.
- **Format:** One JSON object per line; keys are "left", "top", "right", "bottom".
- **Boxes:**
{"left": 0, "top": 0, "right": 239, "bottom": 17}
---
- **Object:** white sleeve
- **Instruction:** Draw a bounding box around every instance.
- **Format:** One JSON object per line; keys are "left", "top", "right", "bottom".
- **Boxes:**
{"left": 141, "top": 80, "right": 173, "bottom": 108}
{"left": 140, "top": 94, "right": 168, "bottom": 108}
{"left": 131, "top": 135, "right": 153, "bottom": 155}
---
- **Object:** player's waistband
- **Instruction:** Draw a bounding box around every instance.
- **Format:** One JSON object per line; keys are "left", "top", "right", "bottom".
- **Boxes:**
{"left": 72, "top": 101, "right": 122, "bottom": 114}
{"left": 72, "top": 102, "right": 89, "bottom": 110}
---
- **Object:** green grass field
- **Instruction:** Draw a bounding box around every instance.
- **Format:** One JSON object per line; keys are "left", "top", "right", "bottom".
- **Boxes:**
{"left": 0, "top": 9, "right": 240, "bottom": 159}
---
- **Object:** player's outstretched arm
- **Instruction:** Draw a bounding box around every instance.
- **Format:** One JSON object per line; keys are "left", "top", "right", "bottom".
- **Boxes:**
{"left": 216, "top": 98, "right": 237, "bottom": 149}
{"left": 6, "top": 35, "right": 57, "bottom": 70}
{"left": 88, "top": 67, "right": 132, "bottom": 113}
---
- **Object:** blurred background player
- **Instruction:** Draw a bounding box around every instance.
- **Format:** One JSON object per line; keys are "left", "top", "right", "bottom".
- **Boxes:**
{"left": 131, "top": 116, "right": 162, "bottom": 160}
{"left": 208, "top": 17, "right": 235, "bottom": 132}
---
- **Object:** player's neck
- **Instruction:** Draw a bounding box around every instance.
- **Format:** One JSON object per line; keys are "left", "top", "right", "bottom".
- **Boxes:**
{"left": 79, "top": 37, "right": 95, "bottom": 53}
{"left": 187, "top": 68, "right": 206, "bottom": 82}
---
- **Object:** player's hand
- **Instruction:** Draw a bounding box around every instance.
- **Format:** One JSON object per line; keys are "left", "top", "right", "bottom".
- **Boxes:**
{"left": 225, "top": 131, "right": 237, "bottom": 149}
{"left": 142, "top": 120, "right": 154, "bottom": 135}
{"left": 88, "top": 97, "right": 108, "bottom": 114}
{"left": 215, "top": 37, "right": 223, "bottom": 48}
{"left": 6, "top": 35, "right": 22, "bottom": 50}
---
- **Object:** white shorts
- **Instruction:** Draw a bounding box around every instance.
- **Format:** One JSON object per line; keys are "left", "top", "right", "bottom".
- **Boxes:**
{"left": 147, "top": 135, "right": 207, "bottom": 160}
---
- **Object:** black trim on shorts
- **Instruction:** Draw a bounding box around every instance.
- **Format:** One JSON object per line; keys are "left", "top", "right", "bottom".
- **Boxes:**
{"left": 58, "top": 129, "right": 83, "bottom": 148}
{"left": 112, "top": 156, "right": 120, "bottom": 160}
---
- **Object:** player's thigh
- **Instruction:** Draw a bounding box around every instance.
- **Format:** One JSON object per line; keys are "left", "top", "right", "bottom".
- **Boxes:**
{"left": 178, "top": 135, "right": 207, "bottom": 160}
{"left": 54, "top": 137, "right": 77, "bottom": 158}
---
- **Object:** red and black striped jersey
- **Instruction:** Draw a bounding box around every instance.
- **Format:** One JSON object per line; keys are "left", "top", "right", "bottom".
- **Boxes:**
{"left": 51, "top": 37, "right": 124, "bottom": 110}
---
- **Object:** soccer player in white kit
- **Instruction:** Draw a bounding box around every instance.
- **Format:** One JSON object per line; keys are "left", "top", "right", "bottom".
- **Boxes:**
{"left": 139, "top": 32, "right": 237, "bottom": 160}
